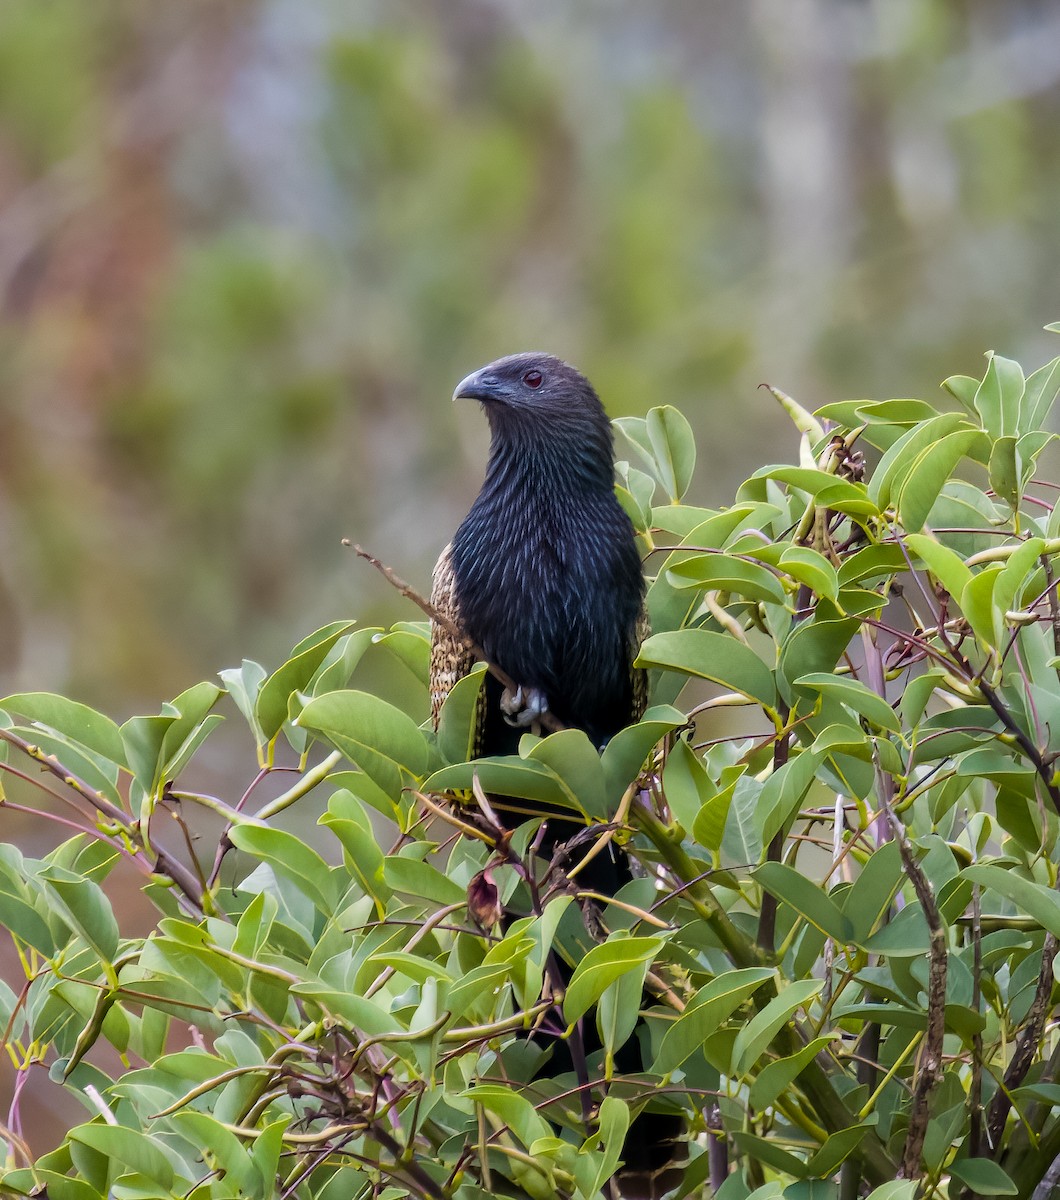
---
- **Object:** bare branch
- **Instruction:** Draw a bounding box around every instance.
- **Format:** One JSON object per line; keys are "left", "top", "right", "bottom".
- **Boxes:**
{"left": 872, "top": 740, "right": 947, "bottom": 1178}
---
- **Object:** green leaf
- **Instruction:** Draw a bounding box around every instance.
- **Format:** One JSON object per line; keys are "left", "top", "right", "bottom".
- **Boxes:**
{"left": 653, "top": 968, "right": 774, "bottom": 1073}
{"left": 777, "top": 546, "right": 839, "bottom": 603}
{"left": 613, "top": 416, "right": 655, "bottom": 475}
{"left": 943, "top": 374, "right": 980, "bottom": 412}
{"left": 796, "top": 673, "right": 900, "bottom": 733}
{"left": 297, "top": 690, "right": 428, "bottom": 797}
{"left": 0, "top": 884, "right": 55, "bottom": 955}
{"left": 320, "top": 789, "right": 389, "bottom": 905}
{"left": 993, "top": 536, "right": 1045, "bottom": 634}
{"left": 961, "top": 566, "right": 1002, "bottom": 649}
{"left": 806, "top": 1122, "right": 873, "bottom": 1176}
{"left": 526, "top": 730, "right": 607, "bottom": 819}
{"left": 691, "top": 776, "right": 739, "bottom": 854}
{"left": 290, "top": 983, "right": 403, "bottom": 1039}
{"left": 615, "top": 465, "right": 656, "bottom": 532}
{"left": 778, "top": 613, "right": 860, "bottom": 697}
{"left": 722, "top": 775, "right": 765, "bottom": 866}
{"left": 159, "top": 681, "right": 223, "bottom": 775}
{"left": 948, "top": 1158, "right": 1018, "bottom": 1196}
{"left": 445, "top": 962, "right": 516, "bottom": 1020}
{"left": 425, "top": 756, "right": 573, "bottom": 813}
{"left": 731, "top": 979, "right": 824, "bottom": 1076}
{"left": 119, "top": 713, "right": 171, "bottom": 797}
{"left": 601, "top": 706, "right": 686, "bottom": 798}
{"left": 309, "top": 626, "right": 381, "bottom": 699}
{"left": 748, "top": 1035, "right": 838, "bottom": 1110}
{"left": 36, "top": 865, "right": 119, "bottom": 963}
{"left": 69, "top": 1124, "right": 175, "bottom": 1190}
{"left": 898, "top": 429, "right": 988, "bottom": 531}
{"left": 257, "top": 622, "right": 358, "bottom": 742}
{"left": 963, "top": 864, "right": 1060, "bottom": 938}
{"left": 758, "top": 748, "right": 826, "bottom": 849}
{"left": 464, "top": 1085, "right": 552, "bottom": 1150}
{"left": 869, "top": 413, "right": 972, "bottom": 508}
{"left": 904, "top": 533, "right": 973, "bottom": 601}
{"left": 228, "top": 825, "right": 339, "bottom": 914}
{"left": 1021, "top": 355, "right": 1060, "bottom": 432}
{"left": 249, "top": 1118, "right": 290, "bottom": 1197}
{"left": 587, "top": 1095, "right": 630, "bottom": 1196}
{"left": 169, "top": 1110, "right": 260, "bottom": 1194}
{"left": 597, "top": 953, "right": 650, "bottom": 1054}
{"left": 729, "top": 1132, "right": 808, "bottom": 1179}
{"left": 754, "top": 862, "right": 852, "bottom": 941}
{"left": 435, "top": 663, "right": 486, "bottom": 764}
{"left": 1017, "top": 430, "right": 1055, "bottom": 490}
{"left": 372, "top": 626, "right": 429, "bottom": 685}
{"left": 370, "top": 952, "right": 454, "bottom": 988}
{"left": 988, "top": 435, "right": 1021, "bottom": 512}
{"left": 0, "top": 1170, "right": 102, "bottom": 1200}
{"left": 843, "top": 841, "right": 903, "bottom": 943}
{"left": 837, "top": 543, "right": 908, "bottom": 586}
{"left": 975, "top": 353, "right": 1024, "bottom": 438}
{"left": 563, "top": 935, "right": 663, "bottom": 1025}
{"left": 666, "top": 552, "right": 786, "bottom": 605}
{"left": 865, "top": 1185, "right": 918, "bottom": 1200}
{"left": 637, "top": 630, "right": 777, "bottom": 709}
{"left": 663, "top": 737, "right": 717, "bottom": 832}
{"left": 766, "top": 467, "right": 877, "bottom": 516}
{"left": 383, "top": 857, "right": 466, "bottom": 906}
{"left": 0, "top": 693, "right": 125, "bottom": 765}
{"left": 646, "top": 405, "right": 696, "bottom": 501}
{"left": 218, "top": 659, "right": 267, "bottom": 745}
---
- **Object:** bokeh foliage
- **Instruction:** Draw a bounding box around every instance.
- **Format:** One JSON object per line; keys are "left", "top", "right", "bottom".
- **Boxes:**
{"left": 2, "top": 333, "right": 1060, "bottom": 1197}
{"left": 1, "top": 1, "right": 1060, "bottom": 707}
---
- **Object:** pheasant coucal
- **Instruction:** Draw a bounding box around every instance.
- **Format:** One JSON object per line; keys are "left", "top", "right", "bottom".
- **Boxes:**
{"left": 429, "top": 352, "right": 682, "bottom": 1199}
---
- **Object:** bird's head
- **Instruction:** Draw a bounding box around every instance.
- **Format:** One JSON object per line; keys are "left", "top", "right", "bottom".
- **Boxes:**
{"left": 453, "top": 353, "right": 613, "bottom": 472}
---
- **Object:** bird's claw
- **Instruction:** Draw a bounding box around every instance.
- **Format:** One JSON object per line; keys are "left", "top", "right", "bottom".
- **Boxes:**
{"left": 501, "top": 685, "right": 549, "bottom": 728}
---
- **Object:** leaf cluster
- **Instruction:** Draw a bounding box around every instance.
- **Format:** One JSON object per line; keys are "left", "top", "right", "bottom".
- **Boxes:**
{"left": 2, "top": 329, "right": 1060, "bottom": 1199}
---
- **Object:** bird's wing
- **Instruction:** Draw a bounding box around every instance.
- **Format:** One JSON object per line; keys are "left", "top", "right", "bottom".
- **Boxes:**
{"left": 429, "top": 543, "right": 477, "bottom": 730}
{"left": 631, "top": 604, "right": 651, "bottom": 722}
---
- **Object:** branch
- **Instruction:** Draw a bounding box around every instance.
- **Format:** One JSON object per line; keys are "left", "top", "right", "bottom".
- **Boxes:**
{"left": 0, "top": 727, "right": 204, "bottom": 908}
{"left": 872, "top": 740, "right": 947, "bottom": 1178}
{"left": 978, "top": 678, "right": 1060, "bottom": 817}
{"left": 756, "top": 701, "right": 790, "bottom": 954}
{"left": 985, "top": 931, "right": 1059, "bottom": 1148}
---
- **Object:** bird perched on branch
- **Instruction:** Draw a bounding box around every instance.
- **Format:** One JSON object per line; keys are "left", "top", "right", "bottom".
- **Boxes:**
{"left": 429, "top": 352, "right": 682, "bottom": 1199}
{"left": 430, "top": 352, "right": 648, "bottom": 873}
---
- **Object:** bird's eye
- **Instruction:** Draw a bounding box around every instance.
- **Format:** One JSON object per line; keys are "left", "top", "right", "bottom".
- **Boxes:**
{"left": 523, "top": 369, "right": 543, "bottom": 389}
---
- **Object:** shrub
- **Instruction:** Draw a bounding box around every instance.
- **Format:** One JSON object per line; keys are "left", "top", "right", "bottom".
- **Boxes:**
{"left": 2, "top": 327, "right": 1060, "bottom": 1200}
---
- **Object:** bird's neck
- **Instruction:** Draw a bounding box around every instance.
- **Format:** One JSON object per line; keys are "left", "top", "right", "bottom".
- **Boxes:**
{"left": 481, "top": 422, "right": 615, "bottom": 501}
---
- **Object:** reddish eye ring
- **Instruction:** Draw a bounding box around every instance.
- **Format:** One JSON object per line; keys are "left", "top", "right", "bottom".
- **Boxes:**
{"left": 523, "top": 369, "right": 543, "bottom": 389}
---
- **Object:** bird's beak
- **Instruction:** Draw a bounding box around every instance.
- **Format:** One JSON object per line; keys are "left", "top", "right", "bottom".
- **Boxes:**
{"left": 452, "top": 368, "right": 503, "bottom": 404}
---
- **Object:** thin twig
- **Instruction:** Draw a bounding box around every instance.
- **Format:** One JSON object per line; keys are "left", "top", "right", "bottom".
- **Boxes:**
{"left": 872, "top": 739, "right": 947, "bottom": 1179}
{"left": 985, "top": 930, "right": 1059, "bottom": 1148}
{"left": 756, "top": 701, "right": 790, "bottom": 954}
{"left": 0, "top": 726, "right": 204, "bottom": 907}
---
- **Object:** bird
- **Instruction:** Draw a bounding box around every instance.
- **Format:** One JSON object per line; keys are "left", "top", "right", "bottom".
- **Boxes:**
{"left": 429, "top": 352, "right": 683, "bottom": 1199}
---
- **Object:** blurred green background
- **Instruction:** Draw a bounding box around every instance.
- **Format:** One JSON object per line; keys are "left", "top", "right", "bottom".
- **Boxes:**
{"left": 1, "top": 0, "right": 1060, "bottom": 1155}
{"left": 1, "top": 0, "right": 1059, "bottom": 712}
